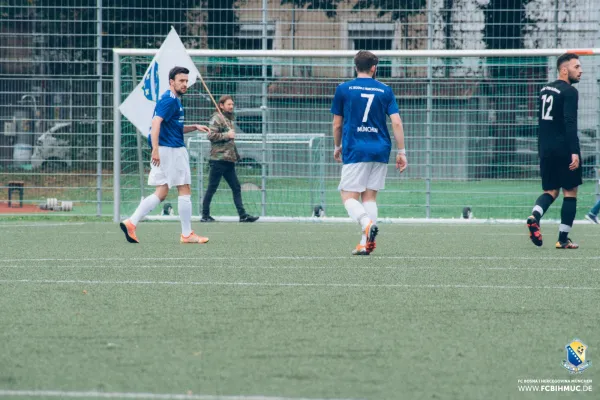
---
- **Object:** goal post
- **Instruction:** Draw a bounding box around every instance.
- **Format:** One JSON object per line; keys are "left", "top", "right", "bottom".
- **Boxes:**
{"left": 113, "top": 48, "right": 600, "bottom": 223}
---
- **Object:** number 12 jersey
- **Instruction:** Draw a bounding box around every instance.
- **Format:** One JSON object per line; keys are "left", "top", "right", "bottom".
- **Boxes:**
{"left": 538, "top": 80, "right": 580, "bottom": 157}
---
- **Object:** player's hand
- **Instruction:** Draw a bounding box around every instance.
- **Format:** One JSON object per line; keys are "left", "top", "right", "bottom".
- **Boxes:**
{"left": 194, "top": 124, "right": 210, "bottom": 133}
{"left": 396, "top": 153, "right": 407, "bottom": 172}
{"left": 569, "top": 154, "right": 580, "bottom": 170}
{"left": 151, "top": 148, "right": 160, "bottom": 167}
{"left": 227, "top": 130, "right": 236, "bottom": 140}
{"left": 333, "top": 146, "right": 342, "bottom": 163}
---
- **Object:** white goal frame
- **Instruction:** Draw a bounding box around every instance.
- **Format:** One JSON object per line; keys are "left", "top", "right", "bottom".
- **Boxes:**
{"left": 113, "top": 48, "right": 600, "bottom": 223}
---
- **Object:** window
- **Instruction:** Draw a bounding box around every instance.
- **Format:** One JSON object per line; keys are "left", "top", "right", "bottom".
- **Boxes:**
{"left": 347, "top": 23, "right": 397, "bottom": 78}
{"left": 238, "top": 23, "right": 275, "bottom": 78}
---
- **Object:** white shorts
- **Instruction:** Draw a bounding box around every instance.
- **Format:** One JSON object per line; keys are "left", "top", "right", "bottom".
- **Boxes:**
{"left": 148, "top": 146, "right": 191, "bottom": 188}
{"left": 338, "top": 162, "right": 388, "bottom": 192}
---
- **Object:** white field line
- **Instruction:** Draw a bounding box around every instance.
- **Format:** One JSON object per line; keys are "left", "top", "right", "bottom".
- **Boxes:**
{"left": 0, "top": 389, "right": 361, "bottom": 400}
{"left": 1, "top": 255, "right": 600, "bottom": 263}
{"left": 0, "top": 223, "right": 86, "bottom": 228}
{"left": 0, "top": 279, "right": 597, "bottom": 291}
{"left": 143, "top": 215, "right": 599, "bottom": 225}
{"left": 0, "top": 264, "right": 586, "bottom": 272}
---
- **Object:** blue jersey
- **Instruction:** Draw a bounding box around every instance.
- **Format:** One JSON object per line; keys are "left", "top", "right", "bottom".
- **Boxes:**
{"left": 148, "top": 90, "right": 185, "bottom": 148}
{"left": 330, "top": 77, "right": 399, "bottom": 164}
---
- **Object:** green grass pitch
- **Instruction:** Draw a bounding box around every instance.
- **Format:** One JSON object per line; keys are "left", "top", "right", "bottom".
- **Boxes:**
{"left": 0, "top": 221, "right": 598, "bottom": 400}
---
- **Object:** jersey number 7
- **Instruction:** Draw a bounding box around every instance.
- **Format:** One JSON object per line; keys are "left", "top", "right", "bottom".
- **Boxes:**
{"left": 360, "top": 93, "right": 374, "bottom": 123}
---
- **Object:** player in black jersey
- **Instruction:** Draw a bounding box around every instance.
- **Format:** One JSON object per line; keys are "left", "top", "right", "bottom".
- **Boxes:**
{"left": 526, "top": 53, "right": 582, "bottom": 249}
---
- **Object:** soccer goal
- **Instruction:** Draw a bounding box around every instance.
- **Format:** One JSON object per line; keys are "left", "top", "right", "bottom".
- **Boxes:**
{"left": 113, "top": 48, "right": 600, "bottom": 223}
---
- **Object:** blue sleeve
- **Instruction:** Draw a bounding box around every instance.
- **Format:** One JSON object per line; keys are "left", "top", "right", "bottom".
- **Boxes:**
{"left": 386, "top": 88, "right": 399, "bottom": 116}
{"left": 330, "top": 85, "right": 344, "bottom": 116}
{"left": 155, "top": 97, "right": 177, "bottom": 121}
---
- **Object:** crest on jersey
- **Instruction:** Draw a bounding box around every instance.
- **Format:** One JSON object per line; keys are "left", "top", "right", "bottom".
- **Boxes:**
{"left": 562, "top": 339, "right": 591, "bottom": 373}
{"left": 142, "top": 60, "right": 160, "bottom": 102}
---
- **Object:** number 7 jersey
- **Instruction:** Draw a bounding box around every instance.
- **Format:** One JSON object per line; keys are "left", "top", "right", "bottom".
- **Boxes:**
{"left": 331, "top": 77, "right": 400, "bottom": 164}
{"left": 538, "top": 79, "right": 580, "bottom": 157}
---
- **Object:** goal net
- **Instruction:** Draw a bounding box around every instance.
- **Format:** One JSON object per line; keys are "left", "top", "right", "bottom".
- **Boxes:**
{"left": 113, "top": 49, "right": 600, "bottom": 222}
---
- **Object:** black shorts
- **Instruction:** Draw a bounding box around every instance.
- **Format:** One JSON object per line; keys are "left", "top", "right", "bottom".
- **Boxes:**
{"left": 540, "top": 153, "right": 582, "bottom": 191}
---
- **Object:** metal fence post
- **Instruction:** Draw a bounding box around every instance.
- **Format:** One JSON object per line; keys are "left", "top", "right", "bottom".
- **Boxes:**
{"left": 112, "top": 51, "right": 121, "bottom": 222}
{"left": 425, "top": 0, "right": 433, "bottom": 218}
{"left": 260, "top": 0, "right": 268, "bottom": 217}
{"left": 96, "top": 0, "right": 103, "bottom": 216}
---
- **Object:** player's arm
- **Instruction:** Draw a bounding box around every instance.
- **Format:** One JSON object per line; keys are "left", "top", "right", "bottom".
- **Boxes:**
{"left": 564, "top": 88, "right": 580, "bottom": 169}
{"left": 386, "top": 89, "right": 407, "bottom": 172}
{"left": 332, "top": 115, "right": 343, "bottom": 162}
{"left": 207, "top": 115, "right": 232, "bottom": 142}
{"left": 183, "top": 125, "right": 210, "bottom": 133}
{"left": 330, "top": 85, "right": 344, "bottom": 162}
{"left": 149, "top": 116, "right": 162, "bottom": 166}
{"left": 390, "top": 113, "right": 407, "bottom": 172}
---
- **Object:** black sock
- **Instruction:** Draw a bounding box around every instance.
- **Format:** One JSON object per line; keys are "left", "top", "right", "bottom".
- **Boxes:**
{"left": 559, "top": 197, "right": 577, "bottom": 242}
{"left": 532, "top": 193, "right": 555, "bottom": 221}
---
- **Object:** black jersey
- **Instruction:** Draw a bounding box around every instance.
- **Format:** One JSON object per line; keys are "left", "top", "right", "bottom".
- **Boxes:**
{"left": 538, "top": 80, "right": 580, "bottom": 157}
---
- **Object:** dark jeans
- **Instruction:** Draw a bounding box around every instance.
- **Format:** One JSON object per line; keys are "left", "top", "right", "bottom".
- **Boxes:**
{"left": 202, "top": 160, "right": 246, "bottom": 217}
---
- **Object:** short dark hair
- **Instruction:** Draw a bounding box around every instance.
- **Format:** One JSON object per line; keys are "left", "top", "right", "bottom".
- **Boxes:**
{"left": 218, "top": 95, "right": 233, "bottom": 105}
{"left": 169, "top": 66, "right": 189, "bottom": 81}
{"left": 557, "top": 53, "right": 579, "bottom": 71}
{"left": 354, "top": 50, "right": 378, "bottom": 73}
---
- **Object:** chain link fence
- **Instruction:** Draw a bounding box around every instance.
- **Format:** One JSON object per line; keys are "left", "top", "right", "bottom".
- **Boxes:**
{"left": 1, "top": 0, "right": 599, "bottom": 218}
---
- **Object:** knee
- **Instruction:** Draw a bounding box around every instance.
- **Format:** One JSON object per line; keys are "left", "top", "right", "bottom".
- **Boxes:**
{"left": 155, "top": 187, "right": 168, "bottom": 202}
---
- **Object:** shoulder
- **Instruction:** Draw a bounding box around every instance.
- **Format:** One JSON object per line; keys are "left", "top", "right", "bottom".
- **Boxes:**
{"left": 158, "top": 91, "right": 176, "bottom": 104}
{"left": 562, "top": 84, "right": 578, "bottom": 100}
{"left": 336, "top": 81, "right": 350, "bottom": 91}
{"left": 374, "top": 79, "right": 389, "bottom": 88}
{"left": 209, "top": 113, "right": 223, "bottom": 124}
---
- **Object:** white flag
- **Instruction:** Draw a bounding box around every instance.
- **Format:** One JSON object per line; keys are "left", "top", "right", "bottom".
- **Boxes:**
{"left": 119, "top": 27, "right": 200, "bottom": 138}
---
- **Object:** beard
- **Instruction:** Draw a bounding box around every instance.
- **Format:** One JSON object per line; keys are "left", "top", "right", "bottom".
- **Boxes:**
{"left": 569, "top": 76, "right": 580, "bottom": 84}
{"left": 222, "top": 110, "right": 235, "bottom": 120}
{"left": 175, "top": 87, "right": 187, "bottom": 96}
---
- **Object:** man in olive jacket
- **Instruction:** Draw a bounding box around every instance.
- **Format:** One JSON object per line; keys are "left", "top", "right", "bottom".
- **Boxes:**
{"left": 201, "top": 95, "right": 259, "bottom": 222}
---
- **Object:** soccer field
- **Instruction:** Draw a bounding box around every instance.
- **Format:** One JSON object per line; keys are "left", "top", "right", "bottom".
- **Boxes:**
{"left": 0, "top": 221, "right": 598, "bottom": 400}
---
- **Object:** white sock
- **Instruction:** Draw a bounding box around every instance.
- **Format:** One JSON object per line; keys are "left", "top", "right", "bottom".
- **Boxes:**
{"left": 344, "top": 198, "right": 371, "bottom": 230}
{"left": 363, "top": 201, "right": 378, "bottom": 225}
{"left": 179, "top": 195, "right": 193, "bottom": 237}
{"left": 129, "top": 194, "right": 161, "bottom": 226}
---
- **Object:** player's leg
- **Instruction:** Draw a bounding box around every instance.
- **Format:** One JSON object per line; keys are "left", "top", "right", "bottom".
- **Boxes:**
{"left": 201, "top": 160, "right": 225, "bottom": 222}
{"left": 120, "top": 184, "right": 167, "bottom": 244}
{"left": 527, "top": 155, "right": 559, "bottom": 246}
{"left": 361, "top": 189, "right": 378, "bottom": 253}
{"left": 178, "top": 183, "right": 208, "bottom": 244}
{"left": 222, "top": 163, "right": 258, "bottom": 222}
{"left": 585, "top": 198, "right": 600, "bottom": 224}
{"left": 361, "top": 162, "right": 387, "bottom": 253}
{"left": 556, "top": 155, "right": 582, "bottom": 249}
{"left": 120, "top": 146, "right": 172, "bottom": 243}
{"left": 339, "top": 163, "right": 373, "bottom": 255}
{"left": 556, "top": 187, "right": 578, "bottom": 248}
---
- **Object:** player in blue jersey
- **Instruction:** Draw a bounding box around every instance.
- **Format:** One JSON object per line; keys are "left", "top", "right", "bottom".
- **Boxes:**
{"left": 331, "top": 51, "right": 407, "bottom": 255}
{"left": 120, "top": 66, "right": 211, "bottom": 244}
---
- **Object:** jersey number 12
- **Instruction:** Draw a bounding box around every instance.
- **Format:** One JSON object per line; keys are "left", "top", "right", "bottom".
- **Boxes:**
{"left": 360, "top": 93, "right": 374, "bottom": 123}
{"left": 541, "top": 94, "right": 554, "bottom": 120}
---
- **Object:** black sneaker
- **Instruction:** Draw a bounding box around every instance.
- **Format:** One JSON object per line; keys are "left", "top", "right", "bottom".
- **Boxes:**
{"left": 526, "top": 215, "right": 543, "bottom": 247}
{"left": 239, "top": 214, "right": 259, "bottom": 223}
{"left": 200, "top": 215, "right": 216, "bottom": 222}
